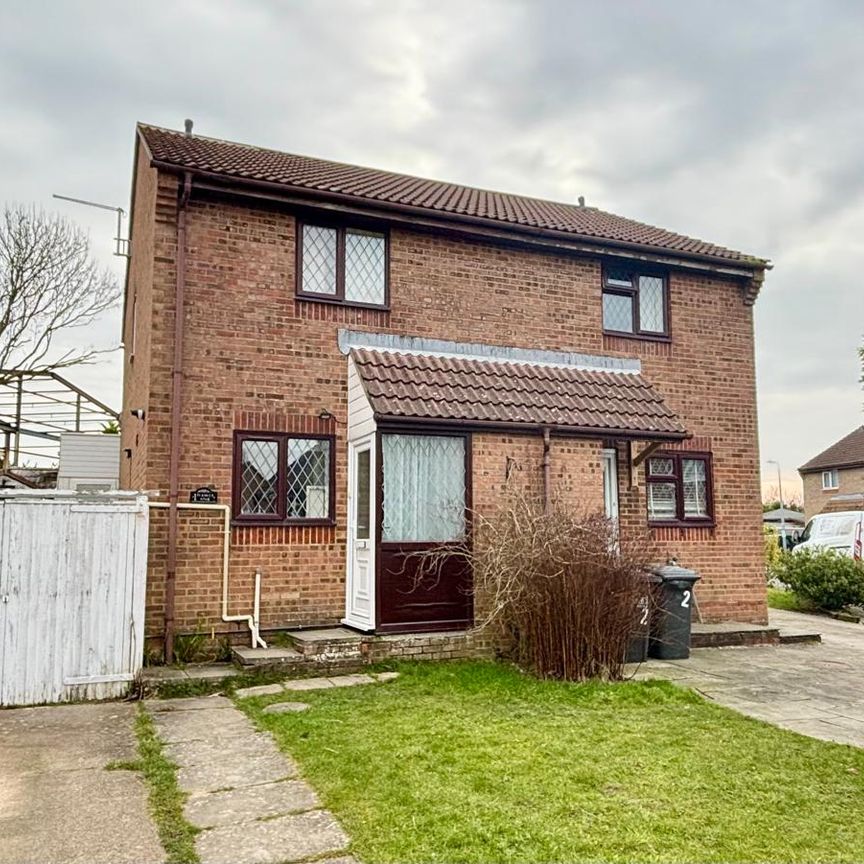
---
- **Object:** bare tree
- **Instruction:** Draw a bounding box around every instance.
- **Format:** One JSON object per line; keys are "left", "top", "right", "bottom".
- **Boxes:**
{"left": 0, "top": 204, "right": 120, "bottom": 385}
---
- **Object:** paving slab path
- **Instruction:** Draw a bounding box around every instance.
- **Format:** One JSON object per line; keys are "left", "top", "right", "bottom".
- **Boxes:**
{"left": 630, "top": 608, "right": 864, "bottom": 747}
{"left": 148, "top": 695, "right": 357, "bottom": 864}
{"left": 0, "top": 702, "right": 164, "bottom": 864}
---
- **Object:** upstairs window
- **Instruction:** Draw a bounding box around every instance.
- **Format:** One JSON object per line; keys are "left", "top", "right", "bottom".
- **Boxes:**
{"left": 646, "top": 453, "right": 713, "bottom": 525}
{"left": 234, "top": 431, "right": 334, "bottom": 525}
{"left": 297, "top": 222, "right": 388, "bottom": 307}
{"left": 602, "top": 266, "right": 669, "bottom": 338}
{"left": 822, "top": 469, "right": 839, "bottom": 490}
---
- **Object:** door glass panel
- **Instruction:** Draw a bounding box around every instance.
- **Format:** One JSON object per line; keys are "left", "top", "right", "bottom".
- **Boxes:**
{"left": 355, "top": 448, "right": 371, "bottom": 540}
{"left": 381, "top": 434, "right": 465, "bottom": 542}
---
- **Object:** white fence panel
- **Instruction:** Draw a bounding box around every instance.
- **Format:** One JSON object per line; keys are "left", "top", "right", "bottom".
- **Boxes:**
{"left": 0, "top": 491, "right": 149, "bottom": 706}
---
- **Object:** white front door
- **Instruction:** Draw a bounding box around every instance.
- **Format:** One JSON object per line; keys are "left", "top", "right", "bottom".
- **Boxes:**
{"left": 343, "top": 437, "right": 375, "bottom": 630}
{"left": 602, "top": 448, "right": 620, "bottom": 530}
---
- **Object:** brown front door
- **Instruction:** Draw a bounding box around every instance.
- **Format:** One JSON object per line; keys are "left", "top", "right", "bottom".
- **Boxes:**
{"left": 377, "top": 431, "right": 472, "bottom": 633}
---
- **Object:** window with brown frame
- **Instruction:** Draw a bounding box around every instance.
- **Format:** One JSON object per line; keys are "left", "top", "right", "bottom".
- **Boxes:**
{"left": 297, "top": 221, "right": 388, "bottom": 308}
{"left": 646, "top": 452, "right": 713, "bottom": 526}
{"left": 233, "top": 431, "right": 335, "bottom": 525}
{"left": 602, "top": 266, "right": 669, "bottom": 339}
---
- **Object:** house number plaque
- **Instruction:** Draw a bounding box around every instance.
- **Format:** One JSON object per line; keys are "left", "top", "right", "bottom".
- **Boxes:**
{"left": 189, "top": 487, "right": 218, "bottom": 504}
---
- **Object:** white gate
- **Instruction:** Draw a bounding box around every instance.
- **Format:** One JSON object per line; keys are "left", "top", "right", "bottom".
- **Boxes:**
{"left": 0, "top": 490, "right": 149, "bottom": 706}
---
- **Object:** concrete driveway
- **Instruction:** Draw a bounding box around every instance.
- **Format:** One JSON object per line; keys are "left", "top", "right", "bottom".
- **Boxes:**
{"left": 633, "top": 608, "right": 864, "bottom": 747}
{"left": 0, "top": 702, "right": 163, "bottom": 864}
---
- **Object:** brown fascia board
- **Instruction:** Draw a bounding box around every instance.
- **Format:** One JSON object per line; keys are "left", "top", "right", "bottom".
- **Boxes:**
{"left": 148, "top": 158, "right": 769, "bottom": 281}
{"left": 374, "top": 414, "right": 690, "bottom": 442}
{"left": 799, "top": 459, "right": 864, "bottom": 475}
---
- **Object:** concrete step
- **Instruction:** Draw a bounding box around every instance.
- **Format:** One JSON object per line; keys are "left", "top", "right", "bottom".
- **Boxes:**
{"left": 778, "top": 630, "right": 822, "bottom": 645}
{"left": 690, "top": 622, "right": 779, "bottom": 649}
{"left": 232, "top": 645, "right": 306, "bottom": 669}
{"left": 281, "top": 627, "right": 366, "bottom": 659}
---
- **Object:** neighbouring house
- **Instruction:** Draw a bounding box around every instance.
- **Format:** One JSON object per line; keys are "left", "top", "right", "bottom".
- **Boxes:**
{"left": 56, "top": 432, "right": 121, "bottom": 491}
{"left": 799, "top": 426, "right": 864, "bottom": 520}
{"left": 121, "top": 123, "right": 770, "bottom": 656}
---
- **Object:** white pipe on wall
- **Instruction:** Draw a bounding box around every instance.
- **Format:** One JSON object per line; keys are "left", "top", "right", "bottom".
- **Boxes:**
{"left": 148, "top": 502, "right": 267, "bottom": 648}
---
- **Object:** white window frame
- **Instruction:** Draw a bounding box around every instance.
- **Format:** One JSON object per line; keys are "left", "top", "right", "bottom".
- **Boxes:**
{"left": 822, "top": 469, "right": 839, "bottom": 491}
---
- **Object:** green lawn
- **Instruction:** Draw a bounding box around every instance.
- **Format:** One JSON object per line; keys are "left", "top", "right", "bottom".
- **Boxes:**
{"left": 767, "top": 585, "right": 817, "bottom": 613}
{"left": 239, "top": 662, "right": 864, "bottom": 863}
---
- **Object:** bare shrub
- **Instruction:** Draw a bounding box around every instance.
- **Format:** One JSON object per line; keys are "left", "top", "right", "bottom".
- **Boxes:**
{"left": 420, "top": 492, "right": 651, "bottom": 681}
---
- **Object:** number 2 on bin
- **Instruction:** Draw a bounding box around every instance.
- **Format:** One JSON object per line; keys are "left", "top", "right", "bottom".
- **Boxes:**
{"left": 681, "top": 590, "right": 691, "bottom": 609}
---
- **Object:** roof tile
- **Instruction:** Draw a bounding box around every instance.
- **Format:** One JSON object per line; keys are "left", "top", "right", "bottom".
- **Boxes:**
{"left": 139, "top": 124, "right": 766, "bottom": 266}
{"left": 351, "top": 349, "right": 687, "bottom": 438}
{"left": 799, "top": 426, "right": 864, "bottom": 473}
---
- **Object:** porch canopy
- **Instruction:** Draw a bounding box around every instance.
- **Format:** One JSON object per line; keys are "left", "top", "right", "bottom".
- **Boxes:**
{"left": 351, "top": 347, "right": 687, "bottom": 441}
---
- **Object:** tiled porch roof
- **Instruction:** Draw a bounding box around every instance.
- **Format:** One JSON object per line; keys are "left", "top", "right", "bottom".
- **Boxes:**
{"left": 351, "top": 348, "right": 687, "bottom": 439}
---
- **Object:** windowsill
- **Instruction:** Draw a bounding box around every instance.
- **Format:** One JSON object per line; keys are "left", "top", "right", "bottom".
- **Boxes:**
{"left": 822, "top": 487, "right": 839, "bottom": 492}
{"left": 295, "top": 292, "right": 390, "bottom": 312}
{"left": 232, "top": 518, "right": 337, "bottom": 529}
{"left": 604, "top": 329, "right": 671, "bottom": 344}
{"left": 649, "top": 519, "right": 715, "bottom": 530}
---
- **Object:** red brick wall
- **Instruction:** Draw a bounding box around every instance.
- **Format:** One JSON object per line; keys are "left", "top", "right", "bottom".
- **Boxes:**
{"left": 126, "top": 180, "right": 766, "bottom": 641}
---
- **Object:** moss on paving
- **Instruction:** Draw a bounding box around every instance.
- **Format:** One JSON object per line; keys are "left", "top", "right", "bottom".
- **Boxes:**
{"left": 240, "top": 660, "right": 864, "bottom": 864}
{"left": 133, "top": 708, "right": 200, "bottom": 864}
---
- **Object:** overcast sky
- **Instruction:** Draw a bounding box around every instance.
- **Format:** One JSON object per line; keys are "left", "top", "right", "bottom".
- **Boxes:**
{"left": 2, "top": 0, "right": 862, "bottom": 496}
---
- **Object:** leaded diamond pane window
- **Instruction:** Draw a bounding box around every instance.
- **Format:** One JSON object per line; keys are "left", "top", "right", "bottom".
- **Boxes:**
{"left": 647, "top": 482, "right": 677, "bottom": 521}
{"left": 682, "top": 458, "right": 708, "bottom": 517}
{"left": 234, "top": 432, "right": 335, "bottom": 524}
{"left": 298, "top": 222, "right": 388, "bottom": 307}
{"left": 301, "top": 225, "right": 337, "bottom": 295}
{"left": 603, "top": 292, "right": 634, "bottom": 333}
{"left": 645, "top": 452, "right": 713, "bottom": 524}
{"left": 638, "top": 275, "right": 666, "bottom": 333}
{"left": 381, "top": 434, "right": 466, "bottom": 543}
{"left": 287, "top": 438, "right": 331, "bottom": 519}
{"left": 240, "top": 439, "right": 279, "bottom": 516}
{"left": 345, "top": 230, "right": 385, "bottom": 305}
{"left": 602, "top": 267, "right": 668, "bottom": 338}
{"left": 648, "top": 457, "right": 675, "bottom": 477}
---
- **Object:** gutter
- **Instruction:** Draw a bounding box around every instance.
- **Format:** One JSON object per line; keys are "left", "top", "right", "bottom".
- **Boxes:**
{"left": 374, "top": 415, "right": 689, "bottom": 442}
{"left": 149, "top": 161, "right": 771, "bottom": 279}
{"left": 164, "top": 170, "right": 192, "bottom": 662}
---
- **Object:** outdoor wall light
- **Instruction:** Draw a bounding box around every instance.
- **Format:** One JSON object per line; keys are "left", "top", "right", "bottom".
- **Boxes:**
{"left": 129, "top": 408, "right": 146, "bottom": 420}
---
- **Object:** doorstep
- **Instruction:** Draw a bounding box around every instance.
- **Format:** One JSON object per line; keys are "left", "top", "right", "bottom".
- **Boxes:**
{"left": 690, "top": 621, "right": 780, "bottom": 648}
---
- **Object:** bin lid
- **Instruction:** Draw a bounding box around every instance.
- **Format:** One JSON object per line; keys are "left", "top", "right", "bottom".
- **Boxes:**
{"left": 647, "top": 563, "right": 701, "bottom": 583}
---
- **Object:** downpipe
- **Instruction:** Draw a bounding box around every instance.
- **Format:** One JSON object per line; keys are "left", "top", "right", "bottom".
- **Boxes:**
{"left": 164, "top": 172, "right": 193, "bottom": 662}
{"left": 149, "top": 502, "right": 267, "bottom": 649}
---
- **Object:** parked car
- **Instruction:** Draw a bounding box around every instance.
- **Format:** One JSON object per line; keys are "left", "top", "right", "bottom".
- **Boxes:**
{"left": 794, "top": 511, "right": 864, "bottom": 559}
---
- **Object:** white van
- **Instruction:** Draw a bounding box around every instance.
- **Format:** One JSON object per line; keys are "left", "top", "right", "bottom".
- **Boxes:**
{"left": 795, "top": 511, "right": 864, "bottom": 560}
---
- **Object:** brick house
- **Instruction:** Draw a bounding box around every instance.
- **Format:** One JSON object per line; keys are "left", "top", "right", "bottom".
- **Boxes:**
{"left": 121, "top": 124, "right": 770, "bottom": 657}
{"left": 799, "top": 426, "right": 864, "bottom": 520}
